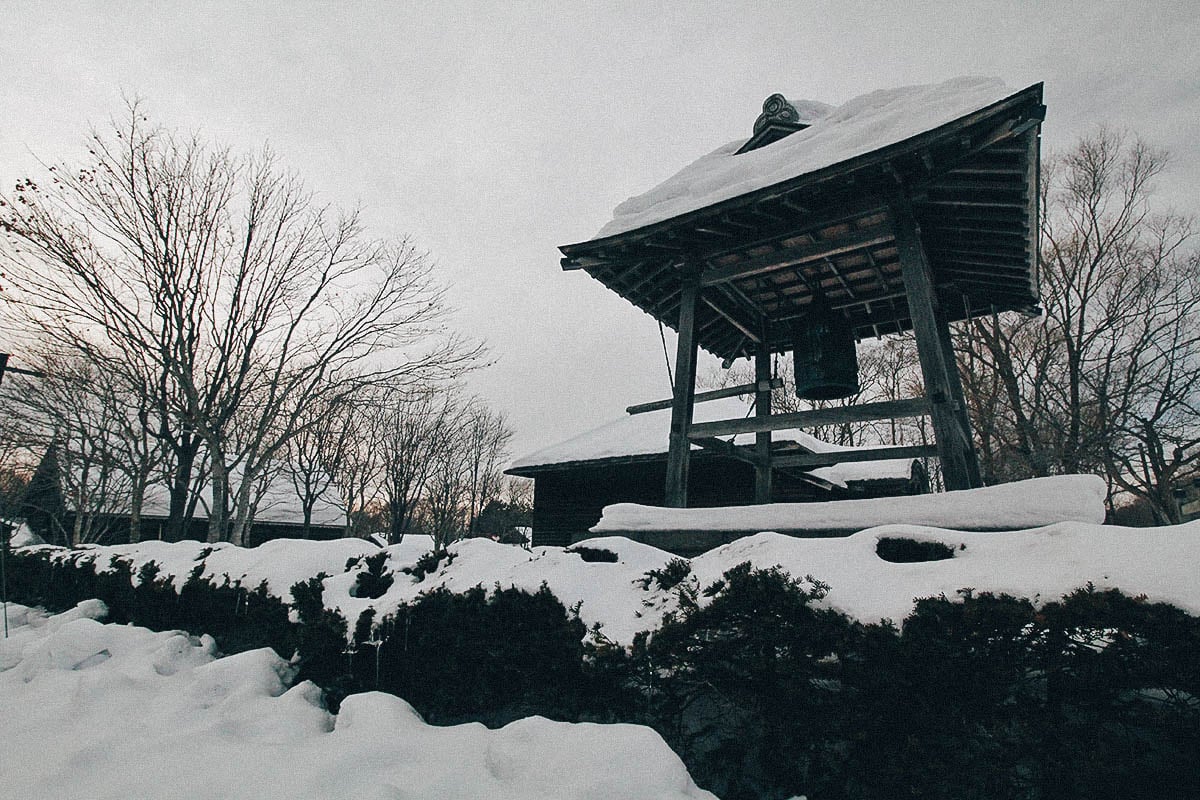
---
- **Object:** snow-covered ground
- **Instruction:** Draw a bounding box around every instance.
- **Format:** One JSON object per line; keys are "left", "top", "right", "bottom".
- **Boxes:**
{"left": 8, "top": 484, "right": 1200, "bottom": 800}
{"left": 0, "top": 601, "right": 716, "bottom": 800}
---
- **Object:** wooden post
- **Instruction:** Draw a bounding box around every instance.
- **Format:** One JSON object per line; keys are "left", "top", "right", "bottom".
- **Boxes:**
{"left": 889, "top": 193, "right": 982, "bottom": 491}
{"left": 665, "top": 265, "right": 701, "bottom": 507}
{"left": 754, "top": 338, "right": 772, "bottom": 503}
{"left": 934, "top": 298, "right": 983, "bottom": 487}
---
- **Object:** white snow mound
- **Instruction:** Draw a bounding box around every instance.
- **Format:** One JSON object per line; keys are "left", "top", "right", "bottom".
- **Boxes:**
{"left": 0, "top": 603, "right": 717, "bottom": 800}
{"left": 593, "top": 475, "right": 1107, "bottom": 533}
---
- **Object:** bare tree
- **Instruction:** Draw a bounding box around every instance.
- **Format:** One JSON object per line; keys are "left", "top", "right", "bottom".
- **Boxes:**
{"left": 959, "top": 130, "right": 1199, "bottom": 521}
{"left": 1, "top": 102, "right": 481, "bottom": 545}
{"left": 422, "top": 418, "right": 469, "bottom": 553}
{"left": 460, "top": 400, "right": 513, "bottom": 537}
{"left": 330, "top": 398, "right": 384, "bottom": 537}
{"left": 1, "top": 350, "right": 141, "bottom": 545}
{"left": 284, "top": 393, "right": 356, "bottom": 539}
{"left": 375, "top": 388, "right": 459, "bottom": 544}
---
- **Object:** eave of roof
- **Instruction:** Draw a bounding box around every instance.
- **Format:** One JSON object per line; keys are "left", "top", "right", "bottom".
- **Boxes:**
{"left": 557, "top": 80, "right": 1045, "bottom": 362}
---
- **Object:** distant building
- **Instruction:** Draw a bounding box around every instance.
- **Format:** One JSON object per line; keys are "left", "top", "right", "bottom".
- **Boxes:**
{"left": 1174, "top": 477, "right": 1200, "bottom": 523}
{"left": 60, "top": 470, "right": 347, "bottom": 547}
{"left": 507, "top": 398, "right": 927, "bottom": 549}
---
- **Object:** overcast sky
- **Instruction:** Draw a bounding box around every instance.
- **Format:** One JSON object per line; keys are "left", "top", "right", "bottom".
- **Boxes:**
{"left": 2, "top": 2, "right": 1197, "bottom": 461}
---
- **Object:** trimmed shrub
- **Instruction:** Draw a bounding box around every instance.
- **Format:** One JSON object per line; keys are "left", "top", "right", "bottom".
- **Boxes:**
{"left": 369, "top": 583, "right": 589, "bottom": 727}
{"left": 404, "top": 549, "right": 456, "bottom": 582}
{"left": 350, "top": 551, "right": 394, "bottom": 599}
{"left": 640, "top": 557, "right": 692, "bottom": 590}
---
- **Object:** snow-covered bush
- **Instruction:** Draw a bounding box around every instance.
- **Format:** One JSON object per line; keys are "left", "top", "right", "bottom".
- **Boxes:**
{"left": 5, "top": 543, "right": 1200, "bottom": 799}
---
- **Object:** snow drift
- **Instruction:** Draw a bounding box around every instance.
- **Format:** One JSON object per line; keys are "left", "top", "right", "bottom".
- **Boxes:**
{"left": 592, "top": 475, "right": 1108, "bottom": 534}
{"left": 0, "top": 602, "right": 716, "bottom": 800}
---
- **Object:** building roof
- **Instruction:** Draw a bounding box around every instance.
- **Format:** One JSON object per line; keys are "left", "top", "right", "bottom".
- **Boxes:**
{"left": 559, "top": 77, "right": 1045, "bottom": 361}
{"left": 507, "top": 397, "right": 917, "bottom": 487}
{"left": 139, "top": 472, "right": 345, "bottom": 528}
{"left": 65, "top": 468, "right": 347, "bottom": 529}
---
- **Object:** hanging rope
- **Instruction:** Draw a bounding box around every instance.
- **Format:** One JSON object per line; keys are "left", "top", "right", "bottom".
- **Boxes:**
{"left": 658, "top": 319, "right": 674, "bottom": 388}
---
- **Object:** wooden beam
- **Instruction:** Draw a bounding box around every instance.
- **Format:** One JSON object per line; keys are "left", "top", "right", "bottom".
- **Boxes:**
{"left": 692, "top": 436, "right": 765, "bottom": 466}
{"left": 665, "top": 265, "right": 701, "bottom": 507}
{"left": 889, "top": 191, "right": 982, "bottom": 490}
{"left": 1025, "top": 126, "right": 1042, "bottom": 296}
{"left": 688, "top": 397, "right": 930, "bottom": 439}
{"left": 754, "top": 338, "right": 773, "bottom": 502}
{"left": 772, "top": 444, "right": 938, "bottom": 469}
{"left": 701, "top": 295, "right": 762, "bottom": 344}
{"left": 934, "top": 288, "right": 983, "bottom": 487}
{"left": 698, "top": 224, "right": 894, "bottom": 287}
{"left": 626, "top": 377, "right": 783, "bottom": 415}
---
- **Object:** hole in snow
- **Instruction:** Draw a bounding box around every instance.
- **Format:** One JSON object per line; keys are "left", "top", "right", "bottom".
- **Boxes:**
{"left": 568, "top": 546, "right": 619, "bottom": 563}
{"left": 875, "top": 537, "right": 956, "bottom": 563}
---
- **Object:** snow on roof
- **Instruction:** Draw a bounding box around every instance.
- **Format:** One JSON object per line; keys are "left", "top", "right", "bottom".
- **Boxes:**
{"left": 137, "top": 470, "right": 345, "bottom": 528}
{"left": 593, "top": 474, "right": 1107, "bottom": 534}
{"left": 507, "top": 396, "right": 915, "bottom": 485}
{"left": 593, "top": 77, "right": 1019, "bottom": 240}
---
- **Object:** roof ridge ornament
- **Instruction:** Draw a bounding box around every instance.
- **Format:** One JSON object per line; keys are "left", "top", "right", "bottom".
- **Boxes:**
{"left": 737, "top": 93, "right": 810, "bottom": 155}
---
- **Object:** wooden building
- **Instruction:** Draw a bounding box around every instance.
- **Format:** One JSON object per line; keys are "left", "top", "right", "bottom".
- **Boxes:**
{"left": 558, "top": 78, "right": 1044, "bottom": 509}
{"left": 59, "top": 471, "right": 347, "bottom": 547}
{"left": 507, "top": 399, "right": 928, "bottom": 548}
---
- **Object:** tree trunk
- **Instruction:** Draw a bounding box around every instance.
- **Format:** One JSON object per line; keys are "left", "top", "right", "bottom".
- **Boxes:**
{"left": 128, "top": 474, "right": 148, "bottom": 544}
{"left": 166, "top": 442, "right": 199, "bottom": 541}
{"left": 207, "top": 457, "right": 229, "bottom": 544}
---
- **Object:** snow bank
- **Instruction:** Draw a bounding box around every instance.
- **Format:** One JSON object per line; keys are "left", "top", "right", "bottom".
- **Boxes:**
{"left": 593, "top": 475, "right": 1107, "bottom": 534}
{"left": 0, "top": 603, "right": 716, "bottom": 800}
{"left": 594, "top": 76, "right": 1020, "bottom": 239}
{"left": 688, "top": 521, "right": 1200, "bottom": 625}
{"left": 18, "top": 471, "right": 1200, "bottom": 645}
{"left": 330, "top": 536, "right": 679, "bottom": 645}
{"left": 78, "top": 536, "right": 379, "bottom": 595}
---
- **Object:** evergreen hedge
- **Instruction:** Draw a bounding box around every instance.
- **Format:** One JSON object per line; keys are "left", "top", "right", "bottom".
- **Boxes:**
{"left": 4, "top": 546, "right": 1198, "bottom": 800}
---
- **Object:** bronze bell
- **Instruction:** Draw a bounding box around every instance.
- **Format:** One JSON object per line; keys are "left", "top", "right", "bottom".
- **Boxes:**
{"left": 792, "top": 299, "right": 859, "bottom": 400}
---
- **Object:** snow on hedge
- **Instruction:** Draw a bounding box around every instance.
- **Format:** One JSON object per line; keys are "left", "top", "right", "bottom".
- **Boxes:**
{"left": 593, "top": 475, "right": 1108, "bottom": 534}
{"left": 14, "top": 474, "right": 1200, "bottom": 645}
{"left": 0, "top": 602, "right": 716, "bottom": 800}
{"left": 688, "top": 522, "right": 1200, "bottom": 625}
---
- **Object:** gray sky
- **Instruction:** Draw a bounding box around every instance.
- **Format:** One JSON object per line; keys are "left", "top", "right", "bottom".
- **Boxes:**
{"left": 2, "top": 1, "right": 1197, "bottom": 460}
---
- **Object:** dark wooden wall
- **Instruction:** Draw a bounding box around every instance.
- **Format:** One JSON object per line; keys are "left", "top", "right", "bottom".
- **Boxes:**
{"left": 59, "top": 512, "right": 348, "bottom": 547}
{"left": 529, "top": 455, "right": 869, "bottom": 548}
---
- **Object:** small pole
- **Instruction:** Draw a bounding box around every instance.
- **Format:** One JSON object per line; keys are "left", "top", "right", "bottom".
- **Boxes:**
{"left": 0, "top": 353, "right": 47, "bottom": 638}
{"left": 1, "top": 525, "right": 8, "bottom": 639}
{"left": 365, "top": 638, "right": 383, "bottom": 688}
{"left": 1, "top": 353, "right": 9, "bottom": 638}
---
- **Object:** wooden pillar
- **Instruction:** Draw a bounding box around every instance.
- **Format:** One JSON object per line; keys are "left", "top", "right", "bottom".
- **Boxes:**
{"left": 934, "top": 300, "right": 983, "bottom": 487}
{"left": 889, "top": 193, "right": 982, "bottom": 491}
{"left": 754, "top": 337, "right": 773, "bottom": 503}
{"left": 665, "top": 265, "right": 701, "bottom": 507}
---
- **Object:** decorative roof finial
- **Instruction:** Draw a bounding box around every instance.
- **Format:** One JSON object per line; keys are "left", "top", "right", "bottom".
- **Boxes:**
{"left": 755, "top": 94, "right": 801, "bottom": 135}
{"left": 737, "top": 93, "right": 810, "bottom": 154}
